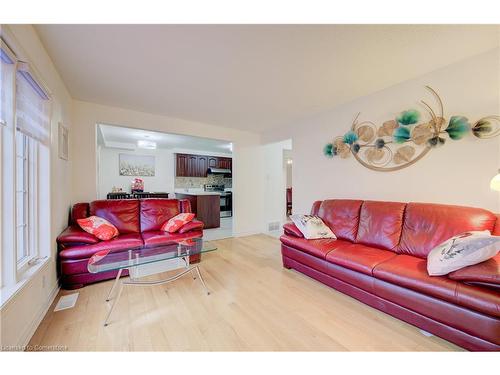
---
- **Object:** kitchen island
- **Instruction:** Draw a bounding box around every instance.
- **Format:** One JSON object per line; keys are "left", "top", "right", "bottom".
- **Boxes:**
{"left": 175, "top": 191, "right": 220, "bottom": 229}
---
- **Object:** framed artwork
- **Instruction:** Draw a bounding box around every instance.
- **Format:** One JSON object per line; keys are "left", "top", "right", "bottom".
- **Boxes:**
{"left": 119, "top": 153, "right": 155, "bottom": 176}
{"left": 58, "top": 122, "right": 69, "bottom": 160}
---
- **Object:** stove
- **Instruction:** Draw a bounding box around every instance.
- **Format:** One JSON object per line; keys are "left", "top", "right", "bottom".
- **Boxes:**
{"left": 203, "top": 184, "right": 225, "bottom": 192}
{"left": 204, "top": 185, "right": 232, "bottom": 218}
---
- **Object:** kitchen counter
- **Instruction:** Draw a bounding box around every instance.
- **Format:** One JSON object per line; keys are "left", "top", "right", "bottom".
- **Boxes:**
{"left": 175, "top": 192, "right": 220, "bottom": 229}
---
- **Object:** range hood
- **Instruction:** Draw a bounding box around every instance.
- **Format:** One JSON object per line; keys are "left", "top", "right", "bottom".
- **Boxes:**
{"left": 207, "top": 167, "right": 231, "bottom": 176}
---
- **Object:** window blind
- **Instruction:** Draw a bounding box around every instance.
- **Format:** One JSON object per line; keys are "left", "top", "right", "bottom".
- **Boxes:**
{"left": 15, "top": 61, "right": 51, "bottom": 145}
{"left": 0, "top": 39, "right": 16, "bottom": 128}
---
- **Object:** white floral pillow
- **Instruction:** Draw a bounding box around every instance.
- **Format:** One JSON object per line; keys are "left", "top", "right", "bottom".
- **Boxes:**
{"left": 427, "top": 230, "right": 500, "bottom": 276}
{"left": 290, "top": 214, "right": 336, "bottom": 240}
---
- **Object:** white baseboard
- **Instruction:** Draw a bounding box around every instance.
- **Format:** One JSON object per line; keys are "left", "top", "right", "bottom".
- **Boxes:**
{"left": 17, "top": 283, "right": 60, "bottom": 348}
{"left": 232, "top": 230, "right": 262, "bottom": 238}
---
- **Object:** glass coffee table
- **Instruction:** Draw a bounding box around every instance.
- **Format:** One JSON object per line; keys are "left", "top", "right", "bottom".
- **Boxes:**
{"left": 87, "top": 237, "right": 217, "bottom": 326}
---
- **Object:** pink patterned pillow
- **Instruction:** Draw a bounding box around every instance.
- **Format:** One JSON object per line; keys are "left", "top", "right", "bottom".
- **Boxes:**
{"left": 161, "top": 213, "right": 195, "bottom": 233}
{"left": 77, "top": 216, "right": 119, "bottom": 241}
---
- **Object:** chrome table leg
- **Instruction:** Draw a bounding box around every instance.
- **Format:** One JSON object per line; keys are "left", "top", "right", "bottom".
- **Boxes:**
{"left": 106, "top": 268, "right": 123, "bottom": 301}
{"left": 195, "top": 266, "right": 210, "bottom": 295}
{"left": 104, "top": 281, "right": 124, "bottom": 327}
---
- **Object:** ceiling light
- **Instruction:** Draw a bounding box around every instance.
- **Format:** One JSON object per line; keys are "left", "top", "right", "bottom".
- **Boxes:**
{"left": 137, "top": 140, "right": 156, "bottom": 149}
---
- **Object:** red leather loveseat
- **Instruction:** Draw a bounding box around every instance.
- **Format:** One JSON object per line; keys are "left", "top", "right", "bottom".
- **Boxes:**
{"left": 57, "top": 198, "right": 204, "bottom": 290}
{"left": 280, "top": 199, "right": 500, "bottom": 351}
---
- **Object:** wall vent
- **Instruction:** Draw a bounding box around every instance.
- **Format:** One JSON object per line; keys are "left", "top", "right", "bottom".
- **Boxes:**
{"left": 268, "top": 222, "right": 280, "bottom": 232}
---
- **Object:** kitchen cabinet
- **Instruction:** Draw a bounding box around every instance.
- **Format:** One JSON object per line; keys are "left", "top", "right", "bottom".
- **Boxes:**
{"left": 197, "top": 156, "right": 208, "bottom": 177}
{"left": 176, "top": 154, "right": 189, "bottom": 177}
{"left": 175, "top": 153, "right": 232, "bottom": 177}
{"left": 175, "top": 193, "right": 220, "bottom": 229}
{"left": 208, "top": 157, "right": 218, "bottom": 168}
{"left": 217, "top": 157, "right": 232, "bottom": 170}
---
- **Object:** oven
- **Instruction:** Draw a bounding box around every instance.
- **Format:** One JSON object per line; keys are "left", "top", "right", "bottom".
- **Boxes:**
{"left": 219, "top": 191, "right": 232, "bottom": 218}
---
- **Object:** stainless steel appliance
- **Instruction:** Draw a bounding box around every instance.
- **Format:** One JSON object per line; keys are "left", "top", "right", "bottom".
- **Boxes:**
{"left": 204, "top": 184, "right": 232, "bottom": 218}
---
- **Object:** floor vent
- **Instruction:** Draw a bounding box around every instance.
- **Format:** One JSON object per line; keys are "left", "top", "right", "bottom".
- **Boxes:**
{"left": 54, "top": 293, "right": 79, "bottom": 312}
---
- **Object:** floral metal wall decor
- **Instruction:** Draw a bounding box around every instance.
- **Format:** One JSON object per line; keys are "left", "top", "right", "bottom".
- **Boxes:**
{"left": 323, "top": 86, "right": 500, "bottom": 172}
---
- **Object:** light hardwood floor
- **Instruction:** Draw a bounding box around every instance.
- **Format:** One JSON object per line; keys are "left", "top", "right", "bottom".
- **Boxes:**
{"left": 29, "top": 234, "right": 462, "bottom": 351}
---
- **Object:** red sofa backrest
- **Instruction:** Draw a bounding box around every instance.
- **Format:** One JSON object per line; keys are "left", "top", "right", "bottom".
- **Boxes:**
{"left": 71, "top": 198, "right": 193, "bottom": 234}
{"left": 140, "top": 199, "right": 181, "bottom": 232}
{"left": 311, "top": 199, "right": 498, "bottom": 258}
{"left": 89, "top": 199, "right": 141, "bottom": 234}
{"left": 396, "top": 202, "right": 497, "bottom": 258}
{"left": 70, "top": 202, "right": 89, "bottom": 225}
{"left": 317, "top": 199, "right": 363, "bottom": 241}
{"left": 356, "top": 200, "right": 406, "bottom": 251}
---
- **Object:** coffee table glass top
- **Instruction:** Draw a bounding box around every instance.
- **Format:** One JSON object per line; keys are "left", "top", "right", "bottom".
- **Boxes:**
{"left": 87, "top": 237, "right": 217, "bottom": 274}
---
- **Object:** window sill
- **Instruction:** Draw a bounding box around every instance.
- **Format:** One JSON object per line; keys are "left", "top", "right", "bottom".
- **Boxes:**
{"left": 0, "top": 257, "right": 51, "bottom": 309}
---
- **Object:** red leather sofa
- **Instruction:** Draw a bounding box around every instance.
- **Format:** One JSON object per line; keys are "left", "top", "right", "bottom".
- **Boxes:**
{"left": 57, "top": 198, "right": 204, "bottom": 290}
{"left": 280, "top": 199, "right": 500, "bottom": 351}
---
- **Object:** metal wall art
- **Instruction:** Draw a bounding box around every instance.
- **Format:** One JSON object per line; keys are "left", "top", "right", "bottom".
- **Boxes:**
{"left": 323, "top": 86, "right": 500, "bottom": 172}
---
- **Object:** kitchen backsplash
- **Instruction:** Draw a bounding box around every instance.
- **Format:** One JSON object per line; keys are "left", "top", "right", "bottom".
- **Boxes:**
{"left": 175, "top": 175, "right": 232, "bottom": 189}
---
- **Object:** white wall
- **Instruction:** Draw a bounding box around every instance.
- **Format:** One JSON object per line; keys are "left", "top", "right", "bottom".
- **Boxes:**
{"left": 263, "top": 49, "right": 500, "bottom": 215}
{"left": 0, "top": 25, "right": 73, "bottom": 348}
{"left": 72, "top": 100, "right": 264, "bottom": 236}
{"left": 98, "top": 147, "right": 174, "bottom": 198}
{"left": 262, "top": 140, "right": 292, "bottom": 231}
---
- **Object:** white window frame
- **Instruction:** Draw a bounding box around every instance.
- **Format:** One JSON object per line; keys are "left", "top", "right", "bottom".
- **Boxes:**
{"left": 1, "top": 32, "right": 51, "bottom": 302}
{"left": 15, "top": 131, "right": 39, "bottom": 273}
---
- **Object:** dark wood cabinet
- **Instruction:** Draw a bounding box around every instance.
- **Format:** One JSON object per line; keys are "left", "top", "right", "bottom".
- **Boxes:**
{"left": 187, "top": 155, "right": 197, "bottom": 177}
{"left": 208, "top": 157, "right": 218, "bottom": 168}
{"left": 175, "top": 153, "right": 232, "bottom": 177}
{"left": 217, "top": 157, "right": 232, "bottom": 170}
{"left": 197, "top": 156, "right": 208, "bottom": 177}
{"left": 176, "top": 154, "right": 189, "bottom": 177}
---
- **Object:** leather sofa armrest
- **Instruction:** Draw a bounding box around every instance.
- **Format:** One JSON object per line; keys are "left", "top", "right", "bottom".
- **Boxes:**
{"left": 178, "top": 219, "right": 204, "bottom": 234}
{"left": 448, "top": 254, "right": 499, "bottom": 287}
{"left": 57, "top": 225, "right": 100, "bottom": 245}
{"left": 283, "top": 222, "right": 304, "bottom": 238}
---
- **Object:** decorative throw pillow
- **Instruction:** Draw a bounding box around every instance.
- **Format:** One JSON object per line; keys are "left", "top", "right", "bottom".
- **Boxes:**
{"left": 77, "top": 216, "right": 119, "bottom": 241}
{"left": 290, "top": 214, "right": 336, "bottom": 240}
{"left": 427, "top": 230, "right": 500, "bottom": 276}
{"left": 161, "top": 213, "right": 195, "bottom": 233}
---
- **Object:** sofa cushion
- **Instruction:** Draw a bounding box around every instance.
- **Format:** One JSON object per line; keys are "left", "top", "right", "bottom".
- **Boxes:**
{"left": 448, "top": 254, "right": 499, "bottom": 286}
{"left": 90, "top": 199, "right": 141, "bottom": 234}
{"left": 396, "top": 203, "right": 497, "bottom": 259}
{"left": 326, "top": 243, "right": 397, "bottom": 276}
{"left": 140, "top": 199, "right": 181, "bottom": 232}
{"left": 280, "top": 235, "right": 350, "bottom": 259}
{"left": 317, "top": 199, "right": 363, "bottom": 241}
{"left": 427, "top": 230, "right": 500, "bottom": 276}
{"left": 142, "top": 230, "right": 203, "bottom": 247}
{"left": 59, "top": 233, "right": 144, "bottom": 260}
{"left": 356, "top": 201, "right": 406, "bottom": 251}
{"left": 77, "top": 215, "right": 119, "bottom": 241}
{"left": 373, "top": 254, "right": 500, "bottom": 317}
{"left": 57, "top": 225, "right": 100, "bottom": 245}
{"left": 161, "top": 212, "right": 195, "bottom": 233}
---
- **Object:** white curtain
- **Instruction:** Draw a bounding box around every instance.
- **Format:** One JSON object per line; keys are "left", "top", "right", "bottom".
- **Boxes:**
{"left": 15, "top": 61, "right": 51, "bottom": 145}
{"left": 0, "top": 40, "right": 16, "bottom": 128}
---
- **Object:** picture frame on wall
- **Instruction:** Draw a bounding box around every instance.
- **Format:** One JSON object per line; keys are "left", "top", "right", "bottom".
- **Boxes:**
{"left": 58, "top": 122, "right": 69, "bottom": 160}
{"left": 119, "top": 153, "right": 155, "bottom": 176}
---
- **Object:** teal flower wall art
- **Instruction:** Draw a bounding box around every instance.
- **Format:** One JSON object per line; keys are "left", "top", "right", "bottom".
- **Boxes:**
{"left": 323, "top": 86, "right": 500, "bottom": 172}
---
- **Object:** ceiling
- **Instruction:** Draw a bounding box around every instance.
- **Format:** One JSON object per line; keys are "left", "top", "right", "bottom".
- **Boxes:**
{"left": 97, "top": 123, "right": 232, "bottom": 153}
{"left": 36, "top": 25, "right": 499, "bottom": 132}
